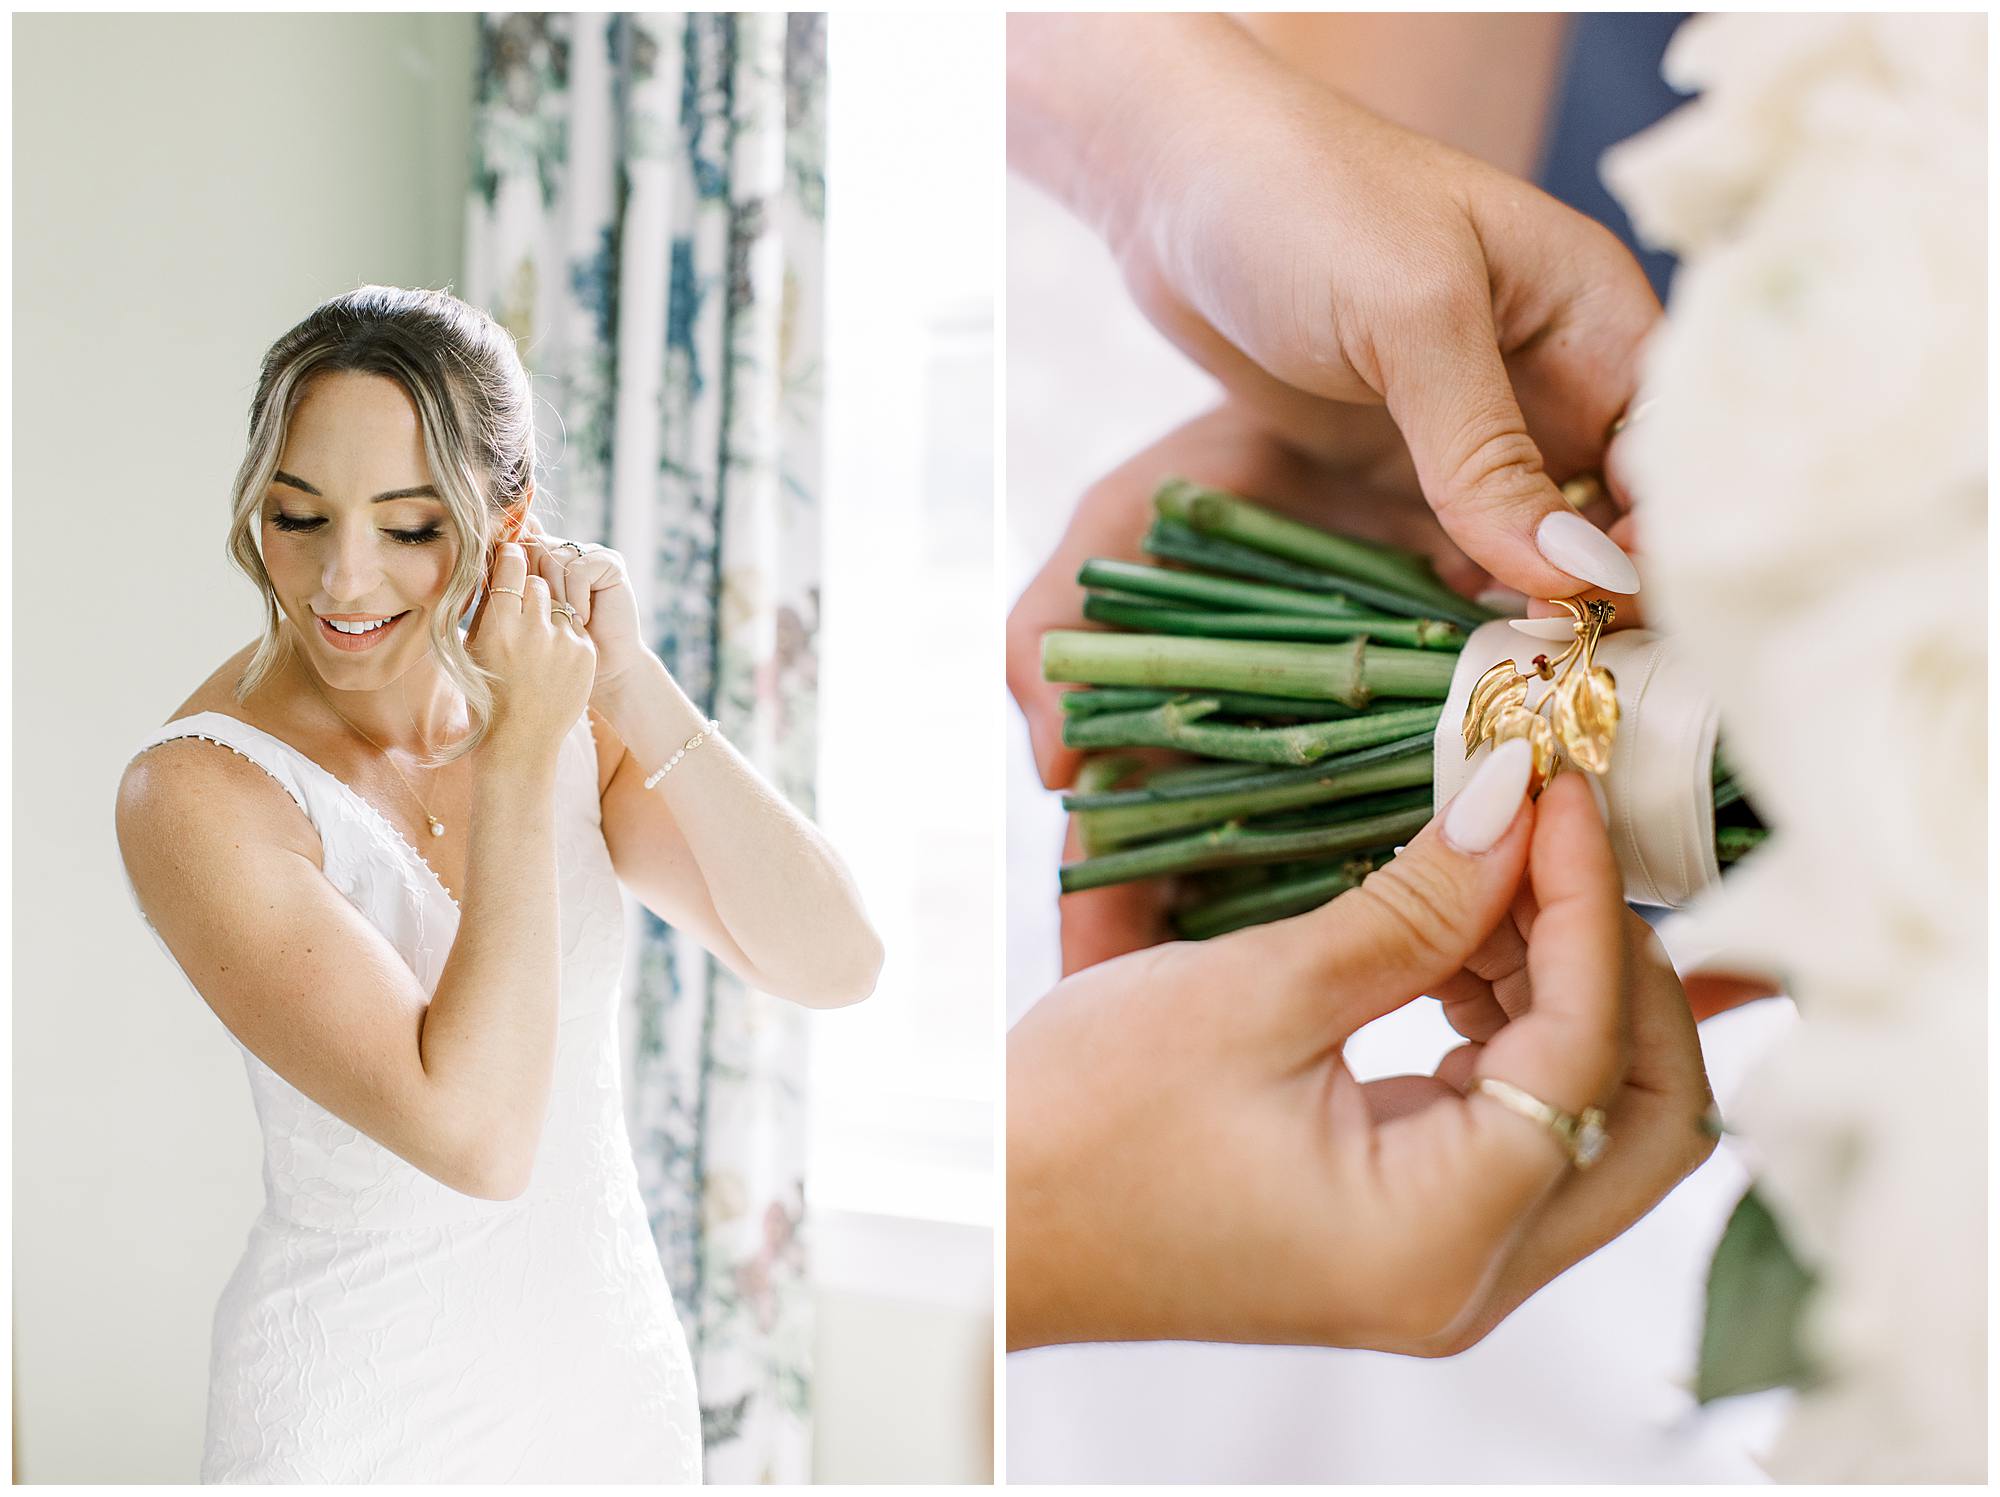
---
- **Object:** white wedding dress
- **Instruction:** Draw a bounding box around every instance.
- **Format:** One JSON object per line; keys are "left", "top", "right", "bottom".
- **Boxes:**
{"left": 122, "top": 709, "right": 702, "bottom": 1484}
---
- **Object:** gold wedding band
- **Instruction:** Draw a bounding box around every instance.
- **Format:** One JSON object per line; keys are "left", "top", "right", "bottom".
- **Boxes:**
{"left": 1471, "top": 1076, "right": 1610, "bottom": 1169}
{"left": 551, "top": 602, "right": 578, "bottom": 621}
{"left": 488, "top": 585, "right": 524, "bottom": 599}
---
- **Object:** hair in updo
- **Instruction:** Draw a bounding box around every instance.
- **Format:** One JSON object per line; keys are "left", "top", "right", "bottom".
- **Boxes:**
{"left": 225, "top": 284, "right": 537, "bottom": 764}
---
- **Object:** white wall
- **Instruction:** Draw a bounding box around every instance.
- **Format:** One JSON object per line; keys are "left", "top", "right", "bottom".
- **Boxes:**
{"left": 11, "top": 14, "right": 477, "bottom": 1482}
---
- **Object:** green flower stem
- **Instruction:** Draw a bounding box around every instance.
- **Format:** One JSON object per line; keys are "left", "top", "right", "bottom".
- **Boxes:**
{"left": 1155, "top": 477, "right": 1434, "bottom": 582}
{"left": 1144, "top": 516, "right": 1487, "bottom": 628}
{"left": 1076, "top": 558, "right": 1370, "bottom": 618}
{"left": 1717, "top": 825, "right": 1770, "bottom": 864}
{"left": 1154, "top": 478, "right": 1497, "bottom": 627}
{"left": 1060, "top": 687, "right": 1363, "bottom": 723}
{"left": 1174, "top": 855, "right": 1387, "bottom": 940}
{"left": 1042, "top": 630, "right": 1458, "bottom": 708}
{"left": 1073, "top": 744, "right": 1434, "bottom": 851}
{"left": 1060, "top": 799, "right": 1431, "bottom": 894}
{"left": 1071, "top": 753, "right": 1143, "bottom": 796}
{"left": 1069, "top": 753, "right": 1145, "bottom": 857}
{"left": 1063, "top": 698, "right": 1445, "bottom": 767}
{"left": 1141, "top": 759, "right": 1281, "bottom": 791}
{"left": 1063, "top": 734, "right": 1436, "bottom": 812}
{"left": 1144, "top": 517, "right": 1376, "bottom": 600}
{"left": 1083, "top": 595, "right": 1466, "bottom": 651}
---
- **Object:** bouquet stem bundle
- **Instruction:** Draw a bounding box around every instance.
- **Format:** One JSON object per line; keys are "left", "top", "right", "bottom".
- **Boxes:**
{"left": 1041, "top": 479, "right": 1768, "bottom": 938}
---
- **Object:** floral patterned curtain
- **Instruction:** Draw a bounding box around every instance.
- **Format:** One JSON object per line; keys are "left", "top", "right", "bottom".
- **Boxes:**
{"left": 463, "top": 12, "right": 824, "bottom": 1481}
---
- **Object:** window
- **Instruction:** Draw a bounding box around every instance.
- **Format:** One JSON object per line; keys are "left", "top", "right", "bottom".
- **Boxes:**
{"left": 809, "top": 13, "right": 1000, "bottom": 1238}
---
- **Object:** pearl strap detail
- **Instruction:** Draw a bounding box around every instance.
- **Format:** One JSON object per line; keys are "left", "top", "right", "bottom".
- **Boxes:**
{"left": 643, "top": 719, "right": 721, "bottom": 790}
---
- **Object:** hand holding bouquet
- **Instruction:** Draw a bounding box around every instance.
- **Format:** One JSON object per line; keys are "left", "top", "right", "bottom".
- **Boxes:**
{"left": 1041, "top": 479, "right": 1764, "bottom": 940}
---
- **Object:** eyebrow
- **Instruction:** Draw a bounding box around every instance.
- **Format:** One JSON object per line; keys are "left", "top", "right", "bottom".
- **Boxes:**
{"left": 272, "top": 471, "right": 442, "bottom": 504}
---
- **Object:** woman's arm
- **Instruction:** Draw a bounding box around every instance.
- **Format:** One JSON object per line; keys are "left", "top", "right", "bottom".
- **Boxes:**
{"left": 117, "top": 543, "right": 597, "bottom": 1200}
{"left": 590, "top": 655, "right": 883, "bottom": 1009}
{"left": 1008, "top": 13, "right": 1657, "bottom": 606}
{"left": 118, "top": 732, "right": 568, "bottom": 1200}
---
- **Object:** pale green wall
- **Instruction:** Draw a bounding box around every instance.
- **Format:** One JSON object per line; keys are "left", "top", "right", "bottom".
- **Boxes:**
{"left": 12, "top": 13, "right": 477, "bottom": 1481}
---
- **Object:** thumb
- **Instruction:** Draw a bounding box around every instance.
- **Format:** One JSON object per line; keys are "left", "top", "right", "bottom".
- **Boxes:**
{"left": 1228, "top": 739, "right": 1538, "bottom": 1047}
{"left": 1380, "top": 296, "right": 1640, "bottom": 602}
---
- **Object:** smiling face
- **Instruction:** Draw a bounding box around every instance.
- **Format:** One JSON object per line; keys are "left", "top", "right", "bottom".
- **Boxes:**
{"left": 261, "top": 371, "right": 463, "bottom": 689}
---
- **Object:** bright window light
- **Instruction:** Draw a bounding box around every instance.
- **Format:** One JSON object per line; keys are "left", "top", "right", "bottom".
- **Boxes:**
{"left": 810, "top": 13, "right": 1000, "bottom": 1229}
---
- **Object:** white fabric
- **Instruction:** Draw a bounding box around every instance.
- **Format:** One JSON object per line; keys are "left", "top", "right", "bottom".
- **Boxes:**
{"left": 1434, "top": 621, "right": 1722, "bottom": 908}
{"left": 121, "top": 710, "right": 700, "bottom": 1484}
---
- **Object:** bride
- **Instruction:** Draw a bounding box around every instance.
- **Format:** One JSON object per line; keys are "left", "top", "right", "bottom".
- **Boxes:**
{"left": 114, "top": 285, "right": 884, "bottom": 1483}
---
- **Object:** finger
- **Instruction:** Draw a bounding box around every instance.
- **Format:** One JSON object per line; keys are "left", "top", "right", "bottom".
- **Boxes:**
{"left": 522, "top": 572, "right": 553, "bottom": 623}
{"left": 1057, "top": 814, "right": 1177, "bottom": 975}
{"left": 1197, "top": 738, "right": 1536, "bottom": 1047}
{"left": 1364, "top": 772, "right": 1628, "bottom": 1288}
{"left": 1411, "top": 915, "right": 1715, "bottom": 1355}
{"left": 1685, "top": 970, "right": 1785, "bottom": 1022}
{"left": 528, "top": 535, "right": 572, "bottom": 614}
{"left": 1432, "top": 975, "right": 1508, "bottom": 1043}
{"left": 487, "top": 542, "right": 528, "bottom": 610}
{"left": 566, "top": 551, "right": 598, "bottom": 626}
{"left": 1470, "top": 769, "right": 1629, "bottom": 1144}
{"left": 1601, "top": 399, "right": 1658, "bottom": 512}
{"left": 1381, "top": 295, "right": 1641, "bottom": 604}
{"left": 1440, "top": 980, "right": 1504, "bottom": 1040}
{"left": 1361, "top": 1074, "right": 1461, "bottom": 1124}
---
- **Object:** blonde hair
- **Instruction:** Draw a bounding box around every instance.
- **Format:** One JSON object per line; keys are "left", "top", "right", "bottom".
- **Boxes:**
{"left": 226, "top": 285, "right": 538, "bottom": 764}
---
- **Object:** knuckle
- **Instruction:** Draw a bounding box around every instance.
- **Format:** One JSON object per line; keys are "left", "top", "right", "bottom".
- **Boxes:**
{"left": 1440, "top": 426, "right": 1547, "bottom": 513}
{"left": 1352, "top": 858, "right": 1467, "bottom": 974}
{"left": 1394, "top": 263, "right": 1480, "bottom": 330}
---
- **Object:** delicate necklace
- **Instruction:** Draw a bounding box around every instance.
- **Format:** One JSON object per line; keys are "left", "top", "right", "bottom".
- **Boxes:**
{"left": 302, "top": 671, "right": 454, "bottom": 839}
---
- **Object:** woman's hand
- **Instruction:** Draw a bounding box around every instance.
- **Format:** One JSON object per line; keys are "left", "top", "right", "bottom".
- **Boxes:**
{"left": 464, "top": 540, "right": 597, "bottom": 761}
{"left": 510, "top": 515, "right": 654, "bottom": 706}
{"left": 1009, "top": 404, "right": 1480, "bottom": 973}
{"left": 1007, "top": 760, "right": 1716, "bottom": 1352}
{"left": 1009, "top": 403, "right": 1480, "bottom": 793}
{"left": 1010, "top": 14, "right": 1657, "bottom": 606}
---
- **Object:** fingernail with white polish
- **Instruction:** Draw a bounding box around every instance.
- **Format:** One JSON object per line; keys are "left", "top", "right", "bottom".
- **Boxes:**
{"left": 1443, "top": 739, "right": 1534, "bottom": 854}
{"left": 1509, "top": 616, "right": 1578, "bottom": 641}
{"left": 1477, "top": 586, "right": 1530, "bottom": 613}
{"left": 1536, "top": 510, "right": 1641, "bottom": 594}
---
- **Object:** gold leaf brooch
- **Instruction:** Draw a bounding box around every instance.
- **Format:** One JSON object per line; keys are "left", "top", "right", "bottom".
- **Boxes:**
{"left": 1463, "top": 597, "right": 1619, "bottom": 793}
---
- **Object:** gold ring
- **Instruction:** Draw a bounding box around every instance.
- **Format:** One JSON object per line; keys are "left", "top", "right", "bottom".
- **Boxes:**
{"left": 488, "top": 585, "right": 524, "bottom": 599}
{"left": 1471, "top": 1076, "right": 1609, "bottom": 1169}
{"left": 1559, "top": 473, "right": 1607, "bottom": 512}
{"left": 551, "top": 601, "right": 578, "bottom": 621}
{"left": 553, "top": 540, "right": 586, "bottom": 559}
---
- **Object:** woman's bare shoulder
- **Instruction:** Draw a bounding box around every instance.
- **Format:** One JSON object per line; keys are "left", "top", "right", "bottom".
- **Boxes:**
{"left": 119, "top": 643, "right": 321, "bottom": 877}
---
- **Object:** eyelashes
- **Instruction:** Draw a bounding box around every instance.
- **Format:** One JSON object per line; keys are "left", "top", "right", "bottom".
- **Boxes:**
{"left": 268, "top": 512, "right": 444, "bottom": 546}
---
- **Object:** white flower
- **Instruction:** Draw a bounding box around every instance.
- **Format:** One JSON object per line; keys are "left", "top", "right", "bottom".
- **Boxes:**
{"left": 1607, "top": 11, "right": 1986, "bottom": 1480}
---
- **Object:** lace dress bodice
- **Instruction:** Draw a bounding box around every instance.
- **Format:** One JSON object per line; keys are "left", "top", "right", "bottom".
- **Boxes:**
{"left": 122, "top": 709, "right": 700, "bottom": 1483}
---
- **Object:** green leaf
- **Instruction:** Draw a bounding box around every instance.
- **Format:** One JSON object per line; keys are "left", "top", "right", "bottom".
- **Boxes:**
{"left": 1696, "top": 1184, "right": 1818, "bottom": 1404}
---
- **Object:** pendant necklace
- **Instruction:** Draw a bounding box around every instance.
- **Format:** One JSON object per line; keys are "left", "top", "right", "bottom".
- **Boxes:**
{"left": 303, "top": 672, "right": 454, "bottom": 839}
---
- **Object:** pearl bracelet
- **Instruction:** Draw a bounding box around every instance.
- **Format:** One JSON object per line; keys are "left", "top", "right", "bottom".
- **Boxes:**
{"left": 643, "top": 719, "right": 721, "bottom": 790}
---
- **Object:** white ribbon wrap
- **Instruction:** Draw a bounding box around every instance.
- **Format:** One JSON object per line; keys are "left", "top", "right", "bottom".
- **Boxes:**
{"left": 1432, "top": 621, "right": 1722, "bottom": 908}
